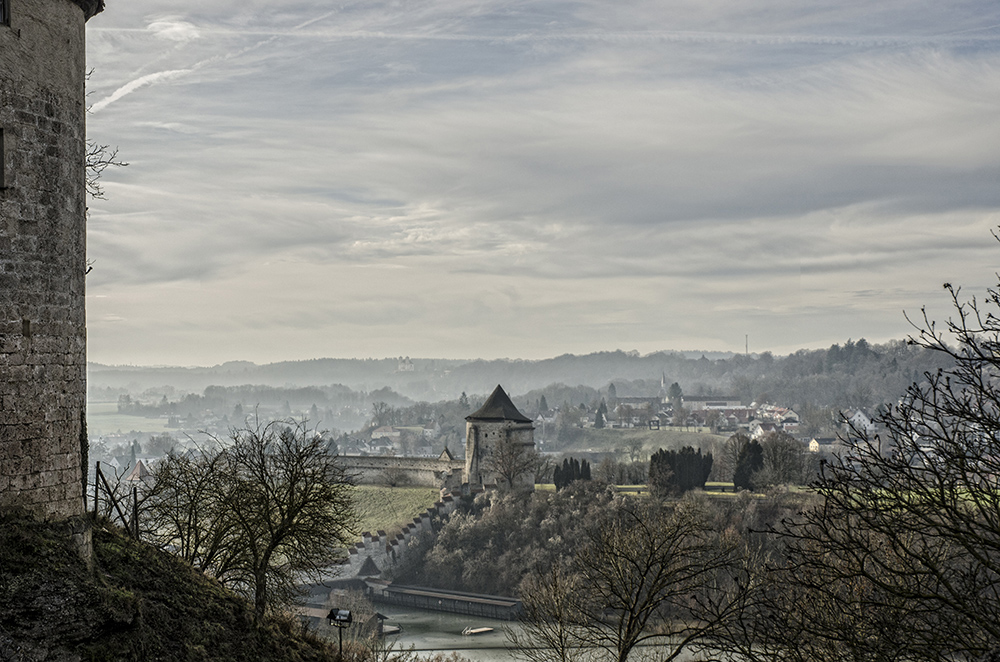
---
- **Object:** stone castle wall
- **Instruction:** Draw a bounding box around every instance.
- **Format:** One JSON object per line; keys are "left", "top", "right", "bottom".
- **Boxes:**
{"left": 335, "top": 492, "right": 462, "bottom": 579}
{"left": 339, "top": 455, "right": 465, "bottom": 488}
{"left": 0, "top": 0, "right": 94, "bottom": 519}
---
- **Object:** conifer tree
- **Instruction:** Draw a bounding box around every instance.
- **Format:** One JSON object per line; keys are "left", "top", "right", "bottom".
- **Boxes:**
{"left": 732, "top": 439, "right": 763, "bottom": 490}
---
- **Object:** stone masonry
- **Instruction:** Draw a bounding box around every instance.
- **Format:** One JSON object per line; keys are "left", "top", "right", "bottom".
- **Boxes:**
{"left": 464, "top": 384, "right": 536, "bottom": 488}
{"left": 0, "top": 0, "right": 103, "bottom": 521}
{"left": 338, "top": 454, "right": 465, "bottom": 488}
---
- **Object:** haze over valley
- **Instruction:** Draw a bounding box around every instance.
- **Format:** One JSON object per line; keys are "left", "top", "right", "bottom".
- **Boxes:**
{"left": 87, "top": 338, "right": 947, "bottom": 453}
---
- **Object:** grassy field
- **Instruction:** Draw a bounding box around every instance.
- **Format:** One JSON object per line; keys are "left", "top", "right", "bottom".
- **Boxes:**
{"left": 352, "top": 486, "right": 442, "bottom": 537}
{"left": 553, "top": 427, "right": 728, "bottom": 455}
{"left": 87, "top": 401, "right": 170, "bottom": 437}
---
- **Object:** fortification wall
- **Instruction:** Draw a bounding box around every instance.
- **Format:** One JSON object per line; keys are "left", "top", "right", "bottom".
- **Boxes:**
{"left": 337, "top": 493, "right": 461, "bottom": 579}
{"left": 0, "top": 0, "right": 93, "bottom": 520}
{"left": 340, "top": 455, "right": 464, "bottom": 488}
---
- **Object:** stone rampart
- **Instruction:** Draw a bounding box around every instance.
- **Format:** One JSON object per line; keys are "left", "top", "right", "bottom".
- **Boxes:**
{"left": 340, "top": 455, "right": 464, "bottom": 489}
{"left": 337, "top": 492, "right": 461, "bottom": 579}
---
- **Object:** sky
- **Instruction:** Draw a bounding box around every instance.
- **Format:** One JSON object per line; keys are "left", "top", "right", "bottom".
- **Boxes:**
{"left": 84, "top": 0, "right": 1000, "bottom": 366}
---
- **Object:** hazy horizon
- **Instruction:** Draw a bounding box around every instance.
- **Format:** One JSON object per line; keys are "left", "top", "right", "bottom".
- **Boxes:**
{"left": 84, "top": 1, "right": 1000, "bottom": 367}
{"left": 86, "top": 339, "right": 897, "bottom": 371}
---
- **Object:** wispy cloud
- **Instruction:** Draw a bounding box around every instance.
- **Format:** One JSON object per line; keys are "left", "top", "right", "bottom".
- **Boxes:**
{"left": 84, "top": 0, "right": 1000, "bottom": 364}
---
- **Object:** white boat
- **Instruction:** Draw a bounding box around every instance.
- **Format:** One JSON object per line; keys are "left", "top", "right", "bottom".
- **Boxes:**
{"left": 462, "top": 626, "right": 494, "bottom": 636}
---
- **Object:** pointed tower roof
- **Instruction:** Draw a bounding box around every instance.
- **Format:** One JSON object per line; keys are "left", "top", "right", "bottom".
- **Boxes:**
{"left": 125, "top": 459, "right": 152, "bottom": 482}
{"left": 466, "top": 385, "right": 532, "bottom": 424}
{"left": 71, "top": 0, "right": 105, "bottom": 20}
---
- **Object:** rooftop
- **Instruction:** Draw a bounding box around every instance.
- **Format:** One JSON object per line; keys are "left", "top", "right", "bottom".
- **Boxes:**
{"left": 466, "top": 385, "right": 532, "bottom": 424}
{"left": 72, "top": 0, "right": 105, "bottom": 20}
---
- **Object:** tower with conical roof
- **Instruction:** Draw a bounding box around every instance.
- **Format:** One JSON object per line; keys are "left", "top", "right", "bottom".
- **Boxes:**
{"left": 463, "top": 385, "right": 536, "bottom": 489}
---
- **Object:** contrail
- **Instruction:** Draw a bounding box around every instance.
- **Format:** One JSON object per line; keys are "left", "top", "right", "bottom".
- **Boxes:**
{"left": 89, "top": 69, "right": 192, "bottom": 113}
{"left": 88, "top": 9, "right": 342, "bottom": 113}
{"left": 86, "top": 12, "right": 999, "bottom": 114}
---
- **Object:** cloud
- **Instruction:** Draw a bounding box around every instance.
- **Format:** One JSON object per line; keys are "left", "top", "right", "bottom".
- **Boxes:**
{"left": 147, "top": 18, "right": 201, "bottom": 42}
{"left": 83, "top": 0, "right": 1000, "bottom": 364}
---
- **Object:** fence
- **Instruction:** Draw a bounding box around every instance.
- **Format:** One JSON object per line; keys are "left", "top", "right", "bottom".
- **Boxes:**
{"left": 91, "top": 461, "right": 140, "bottom": 538}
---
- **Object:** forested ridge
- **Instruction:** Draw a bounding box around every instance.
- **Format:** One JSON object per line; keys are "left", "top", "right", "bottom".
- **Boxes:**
{"left": 93, "top": 338, "right": 949, "bottom": 419}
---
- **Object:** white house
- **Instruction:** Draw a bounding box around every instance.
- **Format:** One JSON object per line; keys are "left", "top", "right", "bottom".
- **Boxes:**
{"left": 843, "top": 409, "right": 876, "bottom": 434}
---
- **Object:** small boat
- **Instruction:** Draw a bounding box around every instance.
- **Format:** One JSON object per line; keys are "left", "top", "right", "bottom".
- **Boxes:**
{"left": 382, "top": 625, "right": 402, "bottom": 636}
{"left": 462, "top": 626, "right": 494, "bottom": 636}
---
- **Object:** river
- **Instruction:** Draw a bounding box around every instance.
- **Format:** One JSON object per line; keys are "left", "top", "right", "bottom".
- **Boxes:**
{"left": 376, "top": 606, "right": 518, "bottom": 661}
{"left": 360, "top": 606, "right": 704, "bottom": 661}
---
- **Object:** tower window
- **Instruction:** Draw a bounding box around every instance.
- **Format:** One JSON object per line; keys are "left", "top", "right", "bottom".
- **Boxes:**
{"left": 0, "top": 129, "right": 5, "bottom": 189}
{"left": 0, "top": 0, "right": 9, "bottom": 26}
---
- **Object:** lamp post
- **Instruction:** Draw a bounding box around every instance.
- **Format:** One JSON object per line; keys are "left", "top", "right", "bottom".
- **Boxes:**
{"left": 327, "top": 608, "right": 352, "bottom": 660}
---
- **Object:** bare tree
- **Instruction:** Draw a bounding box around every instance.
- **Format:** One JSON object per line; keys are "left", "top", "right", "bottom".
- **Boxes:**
{"left": 371, "top": 401, "right": 395, "bottom": 428}
{"left": 144, "top": 419, "right": 358, "bottom": 618}
{"left": 222, "top": 419, "right": 357, "bottom": 616}
{"left": 714, "top": 530, "right": 929, "bottom": 662}
{"left": 85, "top": 71, "right": 127, "bottom": 201}
{"left": 737, "top": 271, "right": 1000, "bottom": 660}
{"left": 617, "top": 404, "right": 634, "bottom": 427}
{"left": 482, "top": 433, "right": 541, "bottom": 490}
{"left": 380, "top": 466, "right": 411, "bottom": 487}
{"left": 755, "top": 432, "right": 804, "bottom": 487}
{"left": 625, "top": 438, "right": 644, "bottom": 464}
{"left": 704, "top": 409, "right": 723, "bottom": 433}
{"left": 142, "top": 446, "right": 242, "bottom": 575}
{"left": 517, "top": 496, "right": 745, "bottom": 662}
{"left": 509, "top": 562, "right": 583, "bottom": 662}
{"left": 85, "top": 140, "right": 127, "bottom": 199}
{"left": 672, "top": 405, "right": 690, "bottom": 428}
{"left": 715, "top": 433, "right": 749, "bottom": 483}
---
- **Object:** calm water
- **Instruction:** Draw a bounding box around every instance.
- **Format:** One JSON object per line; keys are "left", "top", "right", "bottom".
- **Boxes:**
{"left": 379, "top": 606, "right": 518, "bottom": 661}
{"left": 366, "top": 607, "right": 703, "bottom": 661}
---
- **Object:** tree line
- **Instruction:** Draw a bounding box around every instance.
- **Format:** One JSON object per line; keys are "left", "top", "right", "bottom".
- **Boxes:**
{"left": 100, "top": 335, "right": 952, "bottom": 445}
{"left": 553, "top": 457, "right": 591, "bottom": 490}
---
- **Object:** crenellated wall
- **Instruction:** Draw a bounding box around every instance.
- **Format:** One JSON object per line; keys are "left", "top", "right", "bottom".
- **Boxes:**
{"left": 335, "top": 492, "right": 462, "bottom": 579}
{"left": 0, "top": 0, "right": 101, "bottom": 525}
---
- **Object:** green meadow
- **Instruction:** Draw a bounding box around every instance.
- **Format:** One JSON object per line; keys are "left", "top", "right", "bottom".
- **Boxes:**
{"left": 87, "top": 401, "right": 170, "bottom": 436}
{"left": 554, "top": 427, "right": 728, "bottom": 454}
{"left": 352, "top": 485, "right": 443, "bottom": 537}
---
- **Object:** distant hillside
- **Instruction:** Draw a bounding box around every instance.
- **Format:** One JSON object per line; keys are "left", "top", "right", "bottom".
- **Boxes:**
{"left": 90, "top": 340, "right": 950, "bottom": 414}
{"left": 0, "top": 513, "right": 339, "bottom": 662}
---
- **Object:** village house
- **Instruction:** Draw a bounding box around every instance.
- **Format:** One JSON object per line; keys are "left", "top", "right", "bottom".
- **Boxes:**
{"left": 842, "top": 409, "right": 877, "bottom": 434}
{"left": 370, "top": 426, "right": 401, "bottom": 441}
{"left": 680, "top": 395, "right": 743, "bottom": 411}
{"left": 808, "top": 437, "right": 840, "bottom": 453}
{"left": 750, "top": 421, "right": 780, "bottom": 440}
